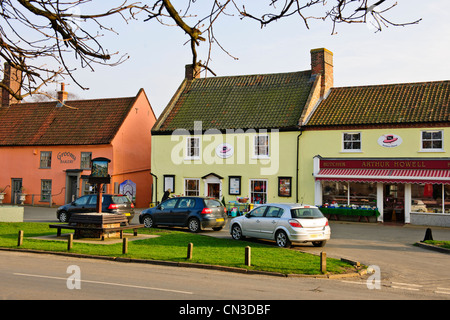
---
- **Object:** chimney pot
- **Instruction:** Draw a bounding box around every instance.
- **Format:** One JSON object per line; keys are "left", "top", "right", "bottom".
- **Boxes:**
{"left": 1, "top": 62, "right": 22, "bottom": 108}
{"left": 57, "top": 82, "right": 68, "bottom": 102}
{"left": 185, "top": 64, "right": 201, "bottom": 80}
{"left": 310, "top": 48, "right": 333, "bottom": 98}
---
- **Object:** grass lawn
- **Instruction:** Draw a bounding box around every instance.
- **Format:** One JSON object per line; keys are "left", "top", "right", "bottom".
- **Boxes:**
{"left": 0, "top": 222, "right": 355, "bottom": 275}
{"left": 424, "top": 240, "right": 450, "bottom": 249}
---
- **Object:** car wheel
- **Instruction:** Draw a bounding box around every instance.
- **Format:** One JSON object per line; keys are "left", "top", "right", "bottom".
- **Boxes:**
{"left": 188, "top": 218, "right": 201, "bottom": 233}
{"left": 275, "top": 230, "right": 291, "bottom": 248}
{"left": 59, "top": 211, "right": 69, "bottom": 223}
{"left": 231, "top": 224, "right": 243, "bottom": 240}
{"left": 143, "top": 215, "right": 154, "bottom": 228}
{"left": 312, "top": 241, "right": 326, "bottom": 247}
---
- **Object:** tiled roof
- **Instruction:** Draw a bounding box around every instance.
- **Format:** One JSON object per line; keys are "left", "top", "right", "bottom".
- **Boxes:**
{"left": 306, "top": 81, "right": 450, "bottom": 127}
{"left": 0, "top": 94, "right": 138, "bottom": 146}
{"left": 153, "top": 71, "right": 316, "bottom": 132}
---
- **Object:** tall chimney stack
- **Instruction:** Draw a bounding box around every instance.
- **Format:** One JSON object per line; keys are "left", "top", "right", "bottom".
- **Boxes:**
{"left": 185, "top": 64, "right": 201, "bottom": 80}
{"left": 310, "top": 48, "right": 333, "bottom": 98}
{"left": 1, "top": 62, "right": 22, "bottom": 108}
{"left": 57, "top": 83, "right": 68, "bottom": 102}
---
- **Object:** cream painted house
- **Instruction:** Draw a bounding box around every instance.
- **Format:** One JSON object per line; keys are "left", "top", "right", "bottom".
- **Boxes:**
{"left": 151, "top": 49, "right": 334, "bottom": 205}
{"left": 301, "top": 81, "right": 450, "bottom": 224}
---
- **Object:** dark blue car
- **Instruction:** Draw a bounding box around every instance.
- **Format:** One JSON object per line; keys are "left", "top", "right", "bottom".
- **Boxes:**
{"left": 139, "top": 196, "right": 227, "bottom": 232}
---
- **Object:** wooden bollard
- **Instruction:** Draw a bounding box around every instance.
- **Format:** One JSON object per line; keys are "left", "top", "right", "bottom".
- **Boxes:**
{"left": 245, "top": 246, "right": 251, "bottom": 266}
{"left": 320, "top": 251, "right": 327, "bottom": 274}
{"left": 122, "top": 237, "right": 128, "bottom": 254}
{"left": 67, "top": 234, "right": 73, "bottom": 251}
{"left": 17, "top": 230, "right": 23, "bottom": 247}
{"left": 187, "top": 243, "right": 193, "bottom": 260}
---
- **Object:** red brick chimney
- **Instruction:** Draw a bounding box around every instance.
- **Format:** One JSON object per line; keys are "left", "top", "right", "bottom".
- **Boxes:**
{"left": 310, "top": 48, "right": 333, "bottom": 98}
{"left": 185, "top": 64, "right": 201, "bottom": 80}
{"left": 57, "top": 83, "right": 68, "bottom": 102}
{"left": 1, "top": 62, "right": 22, "bottom": 108}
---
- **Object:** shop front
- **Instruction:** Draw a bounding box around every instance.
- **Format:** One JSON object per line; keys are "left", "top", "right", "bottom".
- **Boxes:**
{"left": 313, "top": 156, "right": 450, "bottom": 225}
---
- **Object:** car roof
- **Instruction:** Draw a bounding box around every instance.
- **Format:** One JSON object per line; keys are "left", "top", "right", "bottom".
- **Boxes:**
{"left": 257, "top": 203, "right": 318, "bottom": 209}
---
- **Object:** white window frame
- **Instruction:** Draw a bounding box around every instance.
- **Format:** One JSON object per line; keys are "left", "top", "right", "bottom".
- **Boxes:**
{"left": 185, "top": 137, "right": 201, "bottom": 160}
{"left": 342, "top": 132, "right": 362, "bottom": 152}
{"left": 253, "top": 134, "right": 269, "bottom": 159}
{"left": 420, "top": 130, "right": 444, "bottom": 152}
{"left": 184, "top": 178, "right": 200, "bottom": 196}
{"left": 249, "top": 179, "right": 268, "bottom": 204}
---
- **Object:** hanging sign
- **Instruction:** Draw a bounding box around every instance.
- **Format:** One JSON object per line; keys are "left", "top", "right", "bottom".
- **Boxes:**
{"left": 377, "top": 134, "right": 403, "bottom": 148}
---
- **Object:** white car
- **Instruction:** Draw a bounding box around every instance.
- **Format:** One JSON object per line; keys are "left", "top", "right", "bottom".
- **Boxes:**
{"left": 230, "top": 203, "right": 330, "bottom": 248}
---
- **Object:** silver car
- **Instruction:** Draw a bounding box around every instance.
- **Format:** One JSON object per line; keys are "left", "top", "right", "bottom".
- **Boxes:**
{"left": 230, "top": 203, "right": 330, "bottom": 248}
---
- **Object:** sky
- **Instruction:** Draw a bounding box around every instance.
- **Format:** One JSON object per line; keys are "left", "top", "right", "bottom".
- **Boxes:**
{"left": 42, "top": 1, "right": 450, "bottom": 117}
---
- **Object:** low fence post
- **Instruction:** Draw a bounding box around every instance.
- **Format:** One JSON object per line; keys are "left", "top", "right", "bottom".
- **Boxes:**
{"left": 187, "top": 243, "right": 193, "bottom": 260}
{"left": 67, "top": 234, "right": 73, "bottom": 251}
{"left": 122, "top": 237, "right": 128, "bottom": 254}
{"left": 17, "top": 230, "right": 23, "bottom": 247}
{"left": 320, "top": 251, "right": 327, "bottom": 274}
{"left": 245, "top": 246, "right": 251, "bottom": 266}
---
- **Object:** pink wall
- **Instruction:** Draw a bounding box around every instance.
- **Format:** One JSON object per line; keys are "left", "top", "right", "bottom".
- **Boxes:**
{"left": 111, "top": 90, "right": 156, "bottom": 207}
{"left": 0, "top": 145, "right": 112, "bottom": 206}
{"left": 0, "top": 89, "right": 156, "bottom": 208}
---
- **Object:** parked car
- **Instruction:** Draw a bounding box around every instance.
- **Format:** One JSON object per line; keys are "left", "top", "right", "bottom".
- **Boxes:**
{"left": 230, "top": 203, "right": 330, "bottom": 248}
{"left": 56, "top": 194, "right": 135, "bottom": 223}
{"left": 139, "top": 196, "right": 227, "bottom": 232}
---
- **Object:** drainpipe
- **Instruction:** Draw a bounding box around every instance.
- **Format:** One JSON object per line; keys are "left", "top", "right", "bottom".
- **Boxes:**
{"left": 296, "top": 128, "right": 304, "bottom": 203}
{"left": 150, "top": 173, "right": 158, "bottom": 205}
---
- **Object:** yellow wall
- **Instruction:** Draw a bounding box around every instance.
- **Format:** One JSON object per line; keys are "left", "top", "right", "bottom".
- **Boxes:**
{"left": 151, "top": 130, "right": 301, "bottom": 203}
{"left": 299, "top": 127, "right": 450, "bottom": 204}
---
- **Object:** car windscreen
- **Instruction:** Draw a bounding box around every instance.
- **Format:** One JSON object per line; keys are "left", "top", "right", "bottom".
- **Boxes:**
{"left": 204, "top": 199, "right": 223, "bottom": 208}
{"left": 112, "top": 196, "right": 131, "bottom": 204}
{"left": 291, "top": 207, "right": 324, "bottom": 219}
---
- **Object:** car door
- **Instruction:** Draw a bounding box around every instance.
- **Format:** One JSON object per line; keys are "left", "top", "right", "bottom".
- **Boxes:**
{"left": 154, "top": 198, "right": 179, "bottom": 225}
{"left": 173, "top": 198, "right": 196, "bottom": 225}
{"left": 242, "top": 205, "right": 267, "bottom": 237}
{"left": 259, "top": 206, "right": 283, "bottom": 238}
{"left": 70, "top": 195, "right": 91, "bottom": 214}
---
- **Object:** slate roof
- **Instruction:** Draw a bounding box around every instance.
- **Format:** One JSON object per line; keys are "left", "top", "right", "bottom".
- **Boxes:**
{"left": 306, "top": 80, "right": 450, "bottom": 127}
{"left": 0, "top": 92, "right": 140, "bottom": 146}
{"left": 153, "top": 71, "right": 316, "bottom": 132}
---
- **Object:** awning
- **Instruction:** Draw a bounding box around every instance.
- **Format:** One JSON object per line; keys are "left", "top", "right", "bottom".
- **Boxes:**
{"left": 315, "top": 168, "right": 450, "bottom": 184}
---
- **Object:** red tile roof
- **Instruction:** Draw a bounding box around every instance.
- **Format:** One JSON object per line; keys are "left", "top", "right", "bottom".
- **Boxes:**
{"left": 0, "top": 95, "right": 138, "bottom": 146}
{"left": 306, "top": 81, "right": 450, "bottom": 127}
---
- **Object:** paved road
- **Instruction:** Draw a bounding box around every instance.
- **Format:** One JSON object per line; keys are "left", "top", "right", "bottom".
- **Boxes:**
{"left": 17, "top": 206, "right": 450, "bottom": 300}
{"left": 0, "top": 250, "right": 448, "bottom": 301}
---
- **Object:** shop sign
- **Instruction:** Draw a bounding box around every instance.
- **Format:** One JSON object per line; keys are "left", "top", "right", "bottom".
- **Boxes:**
{"left": 57, "top": 151, "right": 76, "bottom": 164}
{"left": 377, "top": 134, "right": 402, "bottom": 148}
{"left": 215, "top": 143, "right": 233, "bottom": 159}
{"left": 321, "top": 158, "right": 450, "bottom": 170}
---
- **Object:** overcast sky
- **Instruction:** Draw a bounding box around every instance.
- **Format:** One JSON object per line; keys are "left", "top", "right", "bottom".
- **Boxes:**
{"left": 50, "top": 1, "right": 450, "bottom": 117}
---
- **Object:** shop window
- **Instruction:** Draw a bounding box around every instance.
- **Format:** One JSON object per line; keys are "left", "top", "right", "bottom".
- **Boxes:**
{"left": 185, "top": 178, "right": 200, "bottom": 196}
{"left": 80, "top": 152, "right": 92, "bottom": 169}
{"left": 411, "top": 183, "right": 446, "bottom": 213}
{"left": 322, "top": 181, "right": 376, "bottom": 208}
{"left": 349, "top": 182, "right": 377, "bottom": 207}
{"left": 40, "top": 151, "right": 52, "bottom": 168}
{"left": 342, "top": 133, "right": 361, "bottom": 152}
{"left": 186, "top": 137, "right": 200, "bottom": 159}
{"left": 421, "top": 130, "right": 443, "bottom": 151}
{"left": 322, "top": 181, "right": 348, "bottom": 206}
{"left": 250, "top": 179, "right": 267, "bottom": 204}
{"left": 254, "top": 135, "right": 269, "bottom": 158}
{"left": 40, "top": 180, "right": 52, "bottom": 202}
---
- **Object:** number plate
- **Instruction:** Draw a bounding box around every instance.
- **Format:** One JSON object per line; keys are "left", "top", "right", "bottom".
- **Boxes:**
{"left": 216, "top": 218, "right": 224, "bottom": 222}
{"left": 124, "top": 213, "right": 130, "bottom": 216}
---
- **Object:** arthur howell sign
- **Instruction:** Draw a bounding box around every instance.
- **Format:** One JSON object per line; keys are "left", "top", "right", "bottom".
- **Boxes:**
{"left": 320, "top": 159, "right": 450, "bottom": 170}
